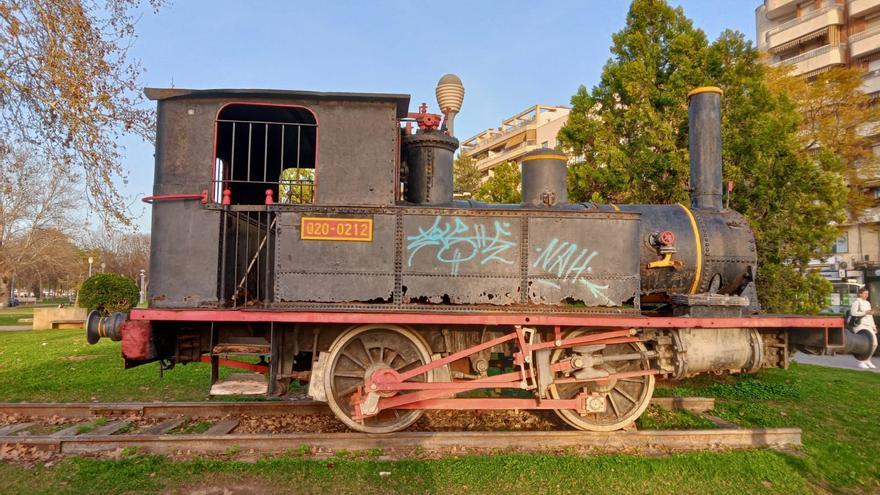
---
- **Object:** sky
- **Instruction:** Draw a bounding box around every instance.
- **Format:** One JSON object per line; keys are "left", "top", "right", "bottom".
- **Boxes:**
{"left": 119, "top": 0, "right": 760, "bottom": 231}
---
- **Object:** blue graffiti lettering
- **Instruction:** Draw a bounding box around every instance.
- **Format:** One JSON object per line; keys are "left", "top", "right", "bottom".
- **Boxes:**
{"left": 406, "top": 216, "right": 516, "bottom": 275}
{"left": 533, "top": 238, "right": 610, "bottom": 301}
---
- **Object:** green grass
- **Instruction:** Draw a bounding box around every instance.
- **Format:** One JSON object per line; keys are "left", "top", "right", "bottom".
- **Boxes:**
{"left": 0, "top": 450, "right": 816, "bottom": 495}
{"left": 0, "top": 306, "right": 33, "bottom": 326}
{"left": 0, "top": 329, "right": 237, "bottom": 402}
{"left": 635, "top": 404, "right": 717, "bottom": 430}
{"left": 655, "top": 363, "right": 880, "bottom": 491}
{"left": 0, "top": 328, "right": 878, "bottom": 493}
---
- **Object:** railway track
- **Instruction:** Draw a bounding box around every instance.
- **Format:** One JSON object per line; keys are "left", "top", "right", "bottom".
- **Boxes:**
{"left": 0, "top": 398, "right": 802, "bottom": 456}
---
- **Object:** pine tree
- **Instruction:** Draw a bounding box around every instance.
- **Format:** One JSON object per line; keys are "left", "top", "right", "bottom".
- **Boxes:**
{"left": 453, "top": 154, "right": 482, "bottom": 197}
{"left": 558, "top": 0, "right": 847, "bottom": 313}
{"left": 474, "top": 162, "right": 521, "bottom": 204}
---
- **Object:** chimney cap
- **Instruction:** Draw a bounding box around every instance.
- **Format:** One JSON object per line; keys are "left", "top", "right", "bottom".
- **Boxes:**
{"left": 687, "top": 86, "right": 723, "bottom": 99}
{"left": 521, "top": 148, "right": 567, "bottom": 163}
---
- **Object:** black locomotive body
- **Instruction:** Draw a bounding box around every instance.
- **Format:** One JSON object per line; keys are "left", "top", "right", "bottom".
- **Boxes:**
{"left": 88, "top": 79, "right": 875, "bottom": 433}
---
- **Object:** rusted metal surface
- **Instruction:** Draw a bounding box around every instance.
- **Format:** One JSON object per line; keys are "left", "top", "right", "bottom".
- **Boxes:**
{"left": 0, "top": 428, "right": 802, "bottom": 455}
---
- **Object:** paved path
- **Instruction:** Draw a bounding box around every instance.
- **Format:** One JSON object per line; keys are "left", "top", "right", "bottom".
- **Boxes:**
{"left": 0, "top": 325, "right": 30, "bottom": 332}
{"left": 793, "top": 353, "right": 880, "bottom": 373}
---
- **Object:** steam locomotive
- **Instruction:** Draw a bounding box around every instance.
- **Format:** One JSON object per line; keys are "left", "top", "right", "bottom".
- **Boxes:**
{"left": 87, "top": 76, "right": 876, "bottom": 433}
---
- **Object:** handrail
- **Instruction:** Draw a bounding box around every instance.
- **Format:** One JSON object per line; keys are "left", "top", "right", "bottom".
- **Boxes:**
{"left": 766, "top": 5, "right": 842, "bottom": 38}
{"left": 142, "top": 191, "right": 208, "bottom": 204}
{"left": 849, "top": 26, "right": 880, "bottom": 43}
{"left": 772, "top": 44, "right": 842, "bottom": 66}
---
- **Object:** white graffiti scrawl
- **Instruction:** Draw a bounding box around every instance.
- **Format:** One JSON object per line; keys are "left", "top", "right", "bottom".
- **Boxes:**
{"left": 533, "top": 238, "right": 611, "bottom": 303}
{"left": 406, "top": 216, "right": 517, "bottom": 275}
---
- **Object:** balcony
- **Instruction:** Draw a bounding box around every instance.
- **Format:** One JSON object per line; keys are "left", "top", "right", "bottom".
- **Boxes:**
{"left": 849, "top": 0, "right": 880, "bottom": 18}
{"left": 765, "top": 6, "right": 844, "bottom": 49}
{"left": 474, "top": 141, "right": 537, "bottom": 172}
{"left": 850, "top": 27, "right": 880, "bottom": 59}
{"left": 773, "top": 44, "right": 846, "bottom": 76}
{"left": 862, "top": 68, "right": 880, "bottom": 95}
{"left": 764, "top": 0, "right": 798, "bottom": 20}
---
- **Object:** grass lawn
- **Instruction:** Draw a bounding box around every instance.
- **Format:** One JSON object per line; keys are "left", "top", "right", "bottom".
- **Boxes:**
{"left": 0, "top": 328, "right": 234, "bottom": 402}
{"left": 0, "top": 306, "right": 33, "bottom": 326}
{"left": 0, "top": 329, "right": 878, "bottom": 493}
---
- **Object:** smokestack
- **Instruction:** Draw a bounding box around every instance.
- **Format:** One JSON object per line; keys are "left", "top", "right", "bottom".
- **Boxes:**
{"left": 687, "top": 87, "right": 723, "bottom": 210}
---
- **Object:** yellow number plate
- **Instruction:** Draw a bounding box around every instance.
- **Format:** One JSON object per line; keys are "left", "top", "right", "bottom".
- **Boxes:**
{"left": 300, "top": 217, "right": 373, "bottom": 242}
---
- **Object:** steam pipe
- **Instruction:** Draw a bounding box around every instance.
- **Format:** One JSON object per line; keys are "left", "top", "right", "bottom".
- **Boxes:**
{"left": 688, "top": 87, "right": 723, "bottom": 210}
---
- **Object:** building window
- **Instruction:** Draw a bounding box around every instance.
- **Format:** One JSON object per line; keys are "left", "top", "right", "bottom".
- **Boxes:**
{"left": 834, "top": 233, "right": 849, "bottom": 254}
{"left": 541, "top": 141, "right": 549, "bottom": 148}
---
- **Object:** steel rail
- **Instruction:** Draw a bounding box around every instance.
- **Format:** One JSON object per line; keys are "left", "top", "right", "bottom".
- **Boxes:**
{"left": 0, "top": 397, "right": 715, "bottom": 418}
{"left": 0, "top": 428, "right": 802, "bottom": 455}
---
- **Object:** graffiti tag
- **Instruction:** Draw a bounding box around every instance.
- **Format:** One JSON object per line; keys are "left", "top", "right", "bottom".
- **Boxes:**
{"left": 533, "top": 238, "right": 610, "bottom": 302}
{"left": 406, "top": 216, "right": 516, "bottom": 275}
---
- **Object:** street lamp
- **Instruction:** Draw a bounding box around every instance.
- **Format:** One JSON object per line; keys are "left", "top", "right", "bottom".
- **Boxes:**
{"left": 139, "top": 269, "right": 146, "bottom": 305}
{"left": 88, "top": 257, "right": 94, "bottom": 278}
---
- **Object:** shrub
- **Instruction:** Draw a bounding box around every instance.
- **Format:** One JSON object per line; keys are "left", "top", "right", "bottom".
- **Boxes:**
{"left": 78, "top": 273, "right": 139, "bottom": 315}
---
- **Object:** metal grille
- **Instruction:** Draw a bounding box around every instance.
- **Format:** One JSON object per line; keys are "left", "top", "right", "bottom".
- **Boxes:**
{"left": 218, "top": 208, "right": 276, "bottom": 307}
{"left": 213, "top": 107, "right": 317, "bottom": 205}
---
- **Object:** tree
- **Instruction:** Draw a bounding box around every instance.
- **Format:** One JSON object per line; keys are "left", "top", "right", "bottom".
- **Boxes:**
{"left": 558, "top": 0, "right": 847, "bottom": 313}
{"left": 0, "top": 0, "right": 163, "bottom": 225}
{"left": 559, "top": 0, "right": 709, "bottom": 205}
{"left": 767, "top": 66, "right": 880, "bottom": 215}
{"left": 474, "top": 161, "right": 521, "bottom": 204}
{"left": 453, "top": 154, "right": 482, "bottom": 197}
{"left": 78, "top": 272, "right": 138, "bottom": 314}
{"left": 85, "top": 229, "right": 150, "bottom": 281}
{"left": 0, "top": 147, "right": 81, "bottom": 307}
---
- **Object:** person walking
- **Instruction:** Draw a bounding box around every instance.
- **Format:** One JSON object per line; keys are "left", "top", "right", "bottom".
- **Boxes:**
{"left": 850, "top": 287, "right": 878, "bottom": 369}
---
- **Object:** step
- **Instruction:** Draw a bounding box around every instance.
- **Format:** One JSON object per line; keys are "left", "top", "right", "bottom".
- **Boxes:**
{"left": 211, "top": 344, "right": 271, "bottom": 355}
{"left": 209, "top": 373, "right": 268, "bottom": 396}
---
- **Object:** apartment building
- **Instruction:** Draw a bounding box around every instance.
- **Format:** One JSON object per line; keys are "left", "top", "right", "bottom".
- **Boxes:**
{"left": 757, "top": 0, "right": 880, "bottom": 286}
{"left": 460, "top": 105, "right": 570, "bottom": 175}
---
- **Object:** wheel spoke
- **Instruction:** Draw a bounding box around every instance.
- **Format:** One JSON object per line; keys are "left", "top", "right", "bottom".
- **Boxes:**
{"left": 607, "top": 392, "right": 621, "bottom": 418}
{"left": 336, "top": 382, "right": 360, "bottom": 398}
{"left": 384, "top": 350, "right": 399, "bottom": 367}
{"left": 378, "top": 346, "right": 385, "bottom": 363}
{"left": 615, "top": 386, "right": 637, "bottom": 405}
{"left": 618, "top": 378, "right": 645, "bottom": 384}
{"left": 358, "top": 337, "right": 375, "bottom": 364}
{"left": 395, "top": 359, "right": 421, "bottom": 373}
{"left": 333, "top": 370, "right": 364, "bottom": 379}
{"left": 341, "top": 350, "right": 366, "bottom": 369}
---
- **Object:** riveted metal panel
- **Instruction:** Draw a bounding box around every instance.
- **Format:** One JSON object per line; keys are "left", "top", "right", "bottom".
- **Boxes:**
{"left": 274, "top": 211, "right": 396, "bottom": 302}
{"left": 401, "top": 214, "right": 522, "bottom": 305}
{"left": 527, "top": 217, "right": 640, "bottom": 306}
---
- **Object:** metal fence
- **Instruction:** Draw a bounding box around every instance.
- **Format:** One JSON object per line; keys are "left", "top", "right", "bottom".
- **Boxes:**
{"left": 218, "top": 207, "right": 276, "bottom": 307}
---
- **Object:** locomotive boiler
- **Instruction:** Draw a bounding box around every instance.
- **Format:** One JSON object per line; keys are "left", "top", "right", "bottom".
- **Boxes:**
{"left": 87, "top": 76, "right": 877, "bottom": 433}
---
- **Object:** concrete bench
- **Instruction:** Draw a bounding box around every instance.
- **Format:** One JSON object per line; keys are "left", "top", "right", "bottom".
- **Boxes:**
{"left": 33, "top": 307, "right": 87, "bottom": 330}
